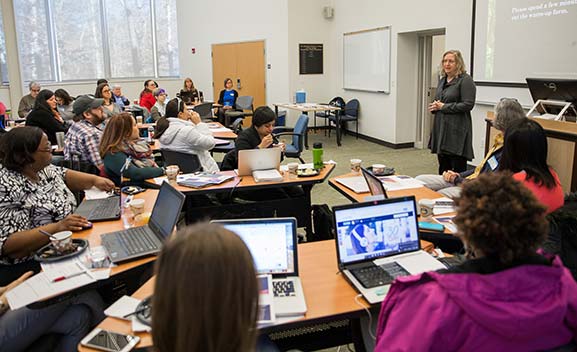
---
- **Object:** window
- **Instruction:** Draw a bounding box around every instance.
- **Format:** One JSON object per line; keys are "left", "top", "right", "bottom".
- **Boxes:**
{"left": 0, "top": 4, "right": 8, "bottom": 84}
{"left": 13, "top": 0, "right": 179, "bottom": 83}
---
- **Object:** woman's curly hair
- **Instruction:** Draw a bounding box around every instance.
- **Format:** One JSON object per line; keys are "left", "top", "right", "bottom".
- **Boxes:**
{"left": 454, "top": 173, "right": 548, "bottom": 264}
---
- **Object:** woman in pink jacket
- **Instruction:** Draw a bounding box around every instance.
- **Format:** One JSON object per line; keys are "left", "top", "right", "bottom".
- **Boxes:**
{"left": 375, "top": 173, "right": 577, "bottom": 351}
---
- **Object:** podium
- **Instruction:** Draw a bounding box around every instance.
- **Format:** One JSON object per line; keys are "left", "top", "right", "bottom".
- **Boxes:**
{"left": 527, "top": 99, "right": 577, "bottom": 122}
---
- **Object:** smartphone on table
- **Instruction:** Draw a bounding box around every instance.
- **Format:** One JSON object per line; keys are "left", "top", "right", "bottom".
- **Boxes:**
{"left": 80, "top": 328, "right": 140, "bottom": 352}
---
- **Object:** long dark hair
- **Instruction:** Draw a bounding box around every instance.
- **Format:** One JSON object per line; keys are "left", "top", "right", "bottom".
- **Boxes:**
{"left": 140, "top": 79, "right": 157, "bottom": 98}
{"left": 499, "top": 119, "right": 556, "bottom": 188}
{"left": 155, "top": 98, "right": 184, "bottom": 139}
{"left": 54, "top": 89, "right": 73, "bottom": 106}
{"left": 33, "top": 89, "right": 55, "bottom": 113}
{"left": 152, "top": 223, "right": 258, "bottom": 352}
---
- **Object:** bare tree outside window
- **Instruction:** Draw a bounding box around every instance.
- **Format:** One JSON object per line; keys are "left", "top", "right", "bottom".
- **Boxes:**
{"left": 0, "top": 4, "right": 8, "bottom": 83}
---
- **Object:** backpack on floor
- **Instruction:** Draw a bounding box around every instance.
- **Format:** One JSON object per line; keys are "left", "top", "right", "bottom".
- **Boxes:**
{"left": 310, "top": 204, "right": 335, "bottom": 242}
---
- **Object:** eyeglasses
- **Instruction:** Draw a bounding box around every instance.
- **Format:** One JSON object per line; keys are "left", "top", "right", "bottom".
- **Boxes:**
{"left": 31, "top": 89, "right": 40, "bottom": 93}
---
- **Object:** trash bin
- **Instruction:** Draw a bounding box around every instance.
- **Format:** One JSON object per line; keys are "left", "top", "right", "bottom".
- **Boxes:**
{"left": 276, "top": 110, "right": 286, "bottom": 126}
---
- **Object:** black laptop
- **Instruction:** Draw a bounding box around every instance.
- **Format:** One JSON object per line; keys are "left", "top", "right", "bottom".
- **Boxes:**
{"left": 74, "top": 191, "right": 121, "bottom": 222}
{"left": 101, "top": 182, "right": 185, "bottom": 263}
{"left": 361, "top": 167, "right": 388, "bottom": 201}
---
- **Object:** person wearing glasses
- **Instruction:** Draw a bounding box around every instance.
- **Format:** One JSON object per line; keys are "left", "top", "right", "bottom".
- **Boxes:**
{"left": 416, "top": 98, "right": 526, "bottom": 198}
{"left": 95, "top": 82, "right": 121, "bottom": 120}
{"left": 428, "top": 50, "right": 476, "bottom": 174}
{"left": 0, "top": 127, "right": 114, "bottom": 284}
{"left": 18, "top": 81, "right": 41, "bottom": 118}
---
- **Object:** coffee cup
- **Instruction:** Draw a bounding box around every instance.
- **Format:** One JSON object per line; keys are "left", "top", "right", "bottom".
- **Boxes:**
{"left": 136, "top": 116, "right": 143, "bottom": 124}
{"left": 56, "top": 132, "right": 65, "bottom": 149}
{"left": 372, "top": 164, "right": 386, "bottom": 175}
{"left": 165, "top": 165, "right": 180, "bottom": 183}
{"left": 51, "top": 231, "right": 73, "bottom": 252}
{"left": 129, "top": 198, "right": 146, "bottom": 217}
{"left": 287, "top": 162, "right": 298, "bottom": 178}
{"left": 350, "top": 159, "right": 362, "bottom": 174}
{"left": 419, "top": 199, "right": 435, "bottom": 219}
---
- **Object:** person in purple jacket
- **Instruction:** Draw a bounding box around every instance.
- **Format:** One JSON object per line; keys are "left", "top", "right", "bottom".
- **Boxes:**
{"left": 376, "top": 173, "right": 577, "bottom": 351}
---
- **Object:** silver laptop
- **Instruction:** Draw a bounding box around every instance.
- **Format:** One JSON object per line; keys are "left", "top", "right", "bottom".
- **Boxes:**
{"left": 333, "top": 196, "right": 444, "bottom": 304}
{"left": 74, "top": 191, "right": 121, "bottom": 222}
{"left": 212, "top": 217, "right": 307, "bottom": 317}
{"left": 101, "top": 182, "right": 185, "bottom": 263}
{"left": 237, "top": 148, "right": 281, "bottom": 176}
{"left": 361, "top": 167, "right": 388, "bottom": 201}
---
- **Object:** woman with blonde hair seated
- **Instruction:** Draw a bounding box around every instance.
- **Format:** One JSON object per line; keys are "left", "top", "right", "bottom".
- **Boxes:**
{"left": 152, "top": 223, "right": 259, "bottom": 352}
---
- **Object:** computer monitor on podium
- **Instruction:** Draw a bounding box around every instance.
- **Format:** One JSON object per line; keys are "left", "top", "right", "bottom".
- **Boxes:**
{"left": 526, "top": 78, "right": 577, "bottom": 121}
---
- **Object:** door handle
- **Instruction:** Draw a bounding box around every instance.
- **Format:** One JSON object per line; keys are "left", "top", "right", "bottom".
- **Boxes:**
{"left": 237, "top": 78, "right": 241, "bottom": 90}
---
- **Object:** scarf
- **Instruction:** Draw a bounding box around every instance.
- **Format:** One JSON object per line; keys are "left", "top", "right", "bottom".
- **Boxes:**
{"left": 120, "top": 139, "right": 158, "bottom": 168}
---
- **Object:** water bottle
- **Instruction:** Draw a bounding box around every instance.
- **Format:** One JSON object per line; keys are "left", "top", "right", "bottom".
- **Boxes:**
{"left": 312, "top": 142, "right": 323, "bottom": 170}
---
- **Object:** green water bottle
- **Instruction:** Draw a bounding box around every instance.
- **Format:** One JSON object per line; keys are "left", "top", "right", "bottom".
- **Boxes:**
{"left": 312, "top": 142, "right": 323, "bottom": 170}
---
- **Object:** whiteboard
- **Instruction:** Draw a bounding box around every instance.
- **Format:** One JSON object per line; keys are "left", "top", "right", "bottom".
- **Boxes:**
{"left": 343, "top": 27, "right": 391, "bottom": 93}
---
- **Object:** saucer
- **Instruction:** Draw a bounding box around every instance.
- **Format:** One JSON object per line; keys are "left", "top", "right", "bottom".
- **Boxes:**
{"left": 35, "top": 239, "right": 88, "bottom": 262}
{"left": 366, "top": 166, "right": 395, "bottom": 176}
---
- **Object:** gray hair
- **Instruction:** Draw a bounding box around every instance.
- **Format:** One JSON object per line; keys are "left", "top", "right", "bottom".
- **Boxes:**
{"left": 28, "top": 81, "right": 40, "bottom": 90}
{"left": 494, "top": 98, "right": 526, "bottom": 131}
{"left": 111, "top": 84, "right": 122, "bottom": 89}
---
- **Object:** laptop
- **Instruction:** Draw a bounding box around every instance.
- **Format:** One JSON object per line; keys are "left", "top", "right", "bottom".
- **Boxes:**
{"left": 74, "top": 191, "right": 121, "bottom": 222}
{"left": 212, "top": 217, "right": 307, "bottom": 317}
{"left": 361, "top": 167, "right": 388, "bottom": 201}
{"left": 332, "top": 196, "right": 445, "bottom": 304}
{"left": 101, "top": 182, "right": 185, "bottom": 263}
{"left": 237, "top": 148, "right": 281, "bottom": 177}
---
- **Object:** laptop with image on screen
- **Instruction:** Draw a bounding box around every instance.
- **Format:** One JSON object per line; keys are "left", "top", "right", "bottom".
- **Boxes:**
{"left": 237, "top": 148, "right": 281, "bottom": 177}
{"left": 332, "top": 196, "right": 445, "bottom": 304}
{"left": 101, "top": 182, "right": 185, "bottom": 264}
{"left": 211, "top": 217, "right": 307, "bottom": 317}
{"left": 361, "top": 167, "right": 388, "bottom": 201}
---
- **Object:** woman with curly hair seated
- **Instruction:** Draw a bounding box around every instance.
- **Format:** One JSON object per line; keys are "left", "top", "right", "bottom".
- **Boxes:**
{"left": 375, "top": 173, "right": 577, "bottom": 351}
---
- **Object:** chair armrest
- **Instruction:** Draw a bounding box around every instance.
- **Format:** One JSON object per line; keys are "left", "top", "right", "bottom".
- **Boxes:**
{"left": 274, "top": 132, "right": 299, "bottom": 138}
{"left": 272, "top": 127, "right": 294, "bottom": 134}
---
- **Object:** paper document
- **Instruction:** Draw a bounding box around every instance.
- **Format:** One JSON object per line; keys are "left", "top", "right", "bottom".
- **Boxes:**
{"left": 6, "top": 263, "right": 98, "bottom": 310}
{"left": 84, "top": 186, "right": 111, "bottom": 200}
{"left": 252, "top": 169, "right": 283, "bottom": 182}
{"left": 377, "top": 175, "right": 425, "bottom": 191}
{"left": 105, "top": 295, "right": 142, "bottom": 320}
{"left": 177, "top": 172, "right": 235, "bottom": 188}
{"left": 433, "top": 197, "right": 455, "bottom": 215}
{"left": 210, "top": 127, "right": 233, "bottom": 133}
{"left": 334, "top": 176, "right": 369, "bottom": 193}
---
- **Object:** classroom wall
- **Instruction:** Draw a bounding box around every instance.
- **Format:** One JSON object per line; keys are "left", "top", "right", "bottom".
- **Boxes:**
{"left": 175, "top": 0, "right": 290, "bottom": 110}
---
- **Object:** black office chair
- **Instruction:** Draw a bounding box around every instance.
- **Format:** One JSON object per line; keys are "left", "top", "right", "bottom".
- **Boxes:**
{"left": 160, "top": 149, "right": 202, "bottom": 174}
{"left": 273, "top": 114, "right": 309, "bottom": 163}
{"left": 315, "top": 96, "right": 345, "bottom": 134}
{"left": 224, "top": 96, "right": 254, "bottom": 127}
{"left": 328, "top": 98, "right": 359, "bottom": 139}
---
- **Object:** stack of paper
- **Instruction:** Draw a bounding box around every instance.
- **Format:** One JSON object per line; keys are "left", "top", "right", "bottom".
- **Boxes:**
{"left": 171, "top": 172, "right": 234, "bottom": 188}
{"left": 433, "top": 197, "right": 455, "bottom": 215}
{"left": 253, "top": 169, "right": 283, "bottom": 183}
{"left": 377, "top": 175, "right": 425, "bottom": 191}
{"left": 334, "top": 176, "right": 369, "bottom": 193}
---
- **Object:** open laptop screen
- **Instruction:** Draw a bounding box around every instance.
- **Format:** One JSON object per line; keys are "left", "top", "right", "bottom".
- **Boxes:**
{"left": 361, "top": 167, "right": 387, "bottom": 197}
{"left": 148, "top": 182, "right": 185, "bottom": 240}
{"left": 213, "top": 218, "right": 297, "bottom": 276}
{"left": 333, "top": 197, "right": 420, "bottom": 265}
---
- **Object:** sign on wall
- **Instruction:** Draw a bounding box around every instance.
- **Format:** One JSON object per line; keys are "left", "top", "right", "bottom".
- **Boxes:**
{"left": 299, "top": 44, "right": 323, "bottom": 75}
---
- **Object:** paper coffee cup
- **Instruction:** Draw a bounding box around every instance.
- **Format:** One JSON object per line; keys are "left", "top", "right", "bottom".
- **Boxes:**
{"left": 51, "top": 231, "right": 73, "bottom": 252}
{"left": 350, "top": 159, "right": 362, "bottom": 174}
{"left": 129, "top": 198, "right": 146, "bottom": 216}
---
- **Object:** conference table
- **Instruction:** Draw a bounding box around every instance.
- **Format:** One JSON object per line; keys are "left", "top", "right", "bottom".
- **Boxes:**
{"left": 152, "top": 164, "right": 336, "bottom": 238}
{"left": 273, "top": 103, "right": 344, "bottom": 146}
{"left": 79, "top": 238, "right": 435, "bottom": 351}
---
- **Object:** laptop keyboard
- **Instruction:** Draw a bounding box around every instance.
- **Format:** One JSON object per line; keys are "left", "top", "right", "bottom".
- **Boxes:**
{"left": 351, "top": 262, "right": 410, "bottom": 289}
{"left": 117, "top": 227, "right": 159, "bottom": 255}
{"left": 273, "top": 280, "right": 295, "bottom": 297}
{"left": 88, "top": 197, "right": 119, "bottom": 219}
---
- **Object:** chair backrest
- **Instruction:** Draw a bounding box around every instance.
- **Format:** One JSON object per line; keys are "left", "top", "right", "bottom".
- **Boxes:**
{"left": 160, "top": 149, "right": 202, "bottom": 174}
{"left": 329, "top": 96, "right": 346, "bottom": 109}
{"left": 235, "top": 96, "right": 254, "bottom": 111}
{"left": 291, "top": 114, "right": 309, "bottom": 151}
{"left": 193, "top": 102, "right": 213, "bottom": 119}
{"left": 344, "top": 99, "right": 359, "bottom": 117}
{"left": 231, "top": 117, "right": 244, "bottom": 134}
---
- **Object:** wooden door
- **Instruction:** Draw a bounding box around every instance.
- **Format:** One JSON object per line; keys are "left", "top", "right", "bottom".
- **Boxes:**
{"left": 212, "top": 40, "right": 266, "bottom": 108}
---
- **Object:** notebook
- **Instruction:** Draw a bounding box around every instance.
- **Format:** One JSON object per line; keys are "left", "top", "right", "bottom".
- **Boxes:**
{"left": 361, "top": 167, "right": 388, "bottom": 201}
{"left": 212, "top": 217, "right": 307, "bottom": 317}
{"left": 332, "top": 196, "right": 445, "bottom": 304}
{"left": 237, "top": 148, "right": 281, "bottom": 177}
{"left": 101, "top": 182, "right": 185, "bottom": 263}
{"left": 74, "top": 191, "right": 121, "bottom": 222}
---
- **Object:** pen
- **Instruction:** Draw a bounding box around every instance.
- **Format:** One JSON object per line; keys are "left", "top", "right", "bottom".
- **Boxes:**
{"left": 123, "top": 306, "right": 149, "bottom": 319}
{"left": 52, "top": 270, "right": 89, "bottom": 283}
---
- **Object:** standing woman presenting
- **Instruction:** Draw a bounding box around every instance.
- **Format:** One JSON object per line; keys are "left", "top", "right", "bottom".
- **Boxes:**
{"left": 429, "top": 50, "right": 476, "bottom": 174}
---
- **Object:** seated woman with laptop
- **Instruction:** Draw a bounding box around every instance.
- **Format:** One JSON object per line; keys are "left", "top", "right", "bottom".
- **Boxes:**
{"left": 100, "top": 113, "right": 165, "bottom": 186}
{"left": 0, "top": 127, "right": 115, "bottom": 283}
{"left": 155, "top": 98, "right": 219, "bottom": 173}
{"left": 375, "top": 173, "right": 577, "bottom": 351}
